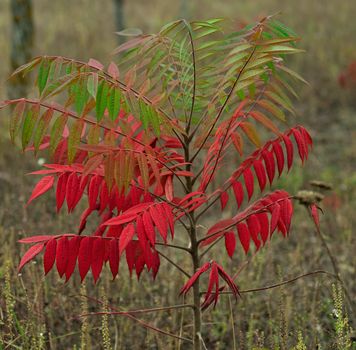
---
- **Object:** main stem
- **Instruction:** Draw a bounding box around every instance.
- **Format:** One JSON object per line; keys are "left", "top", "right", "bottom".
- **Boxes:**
{"left": 184, "top": 135, "right": 202, "bottom": 350}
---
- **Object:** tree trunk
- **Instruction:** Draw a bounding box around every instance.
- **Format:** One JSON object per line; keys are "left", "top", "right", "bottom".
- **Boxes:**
{"left": 192, "top": 239, "right": 202, "bottom": 350}
{"left": 8, "top": 0, "right": 34, "bottom": 99}
{"left": 113, "top": 0, "right": 125, "bottom": 44}
{"left": 180, "top": 0, "right": 190, "bottom": 20}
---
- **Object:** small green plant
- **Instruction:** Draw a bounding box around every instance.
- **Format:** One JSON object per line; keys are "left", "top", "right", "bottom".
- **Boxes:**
{"left": 1, "top": 16, "right": 315, "bottom": 349}
{"left": 332, "top": 283, "right": 352, "bottom": 350}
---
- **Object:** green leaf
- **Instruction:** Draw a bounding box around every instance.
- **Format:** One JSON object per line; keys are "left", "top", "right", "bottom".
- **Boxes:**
{"left": 9, "top": 100, "right": 26, "bottom": 142}
{"left": 116, "top": 28, "right": 143, "bottom": 37}
{"left": 139, "top": 100, "right": 149, "bottom": 130}
{"left": 148, "top": 106, "right": 161, "bottom": 136}
{"left": 37, "top": 59, "right": 51, "bottom": 95}
{"left": 258, "top": 99, "right": 286, "bottom": 121}
{"left": 22, "top": 104, "right": 40, "bottom": 150}
{"left": 50, "top": 114, "right": 68, "bottom": 155}
{"left": 87, "top": 124, "right": 101, "bottom": 157}
{"left": 67, "top": 119, "right": 84, "bottom": 163}
{"left": 240, "top": 121, "right": 261, "bottom": 147}
{"left": 87, "top": 73, "right": 98, "bottom": 99}
{"left": 258, "top": 45, "right": 304, "bottom": 55}
{"left": 107, "top": 86, "right": 121, "bottom": 121}
{"left": 33, "top": 108, "right": 54, "bottom": 153}
{"left": 74, "top": 78, "right": 89, "bottom": 116}
{"left": 10, "top": 57, "right": 42, "bottom": 78}
{"left": 95, "top": 80, "right": 109, "bottom": 121}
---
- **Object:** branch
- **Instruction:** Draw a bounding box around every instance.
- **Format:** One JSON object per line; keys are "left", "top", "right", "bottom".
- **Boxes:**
{"left": 190, "top": 46, "right": 257, "bottom": 162}
{"left": 195, "top": 76, "right": 272, "bottom": 219}
{"left": 156, "top": 249, "right": 191, "bottom": 278}
{"left": 183, "top": 19, "right": 197, "bottom": 135}
{"left": 305, "top": 206, "right": 356, "bottom": 322}
{"left": 219, "top": 270, "right": 337, "bottom": 295}
{"left": 155, "top": 242, "right": 191, "bottom": 253}
{"left": 77, "top": 294, "right": 193, "bottom": 343}
{"left": 81, "top": 304, "right": 193, "bottom": 316}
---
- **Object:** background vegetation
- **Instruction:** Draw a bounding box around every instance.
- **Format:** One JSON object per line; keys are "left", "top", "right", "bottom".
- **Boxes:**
{"left": 0, "top": 0, "right": 355, "bottom": 349}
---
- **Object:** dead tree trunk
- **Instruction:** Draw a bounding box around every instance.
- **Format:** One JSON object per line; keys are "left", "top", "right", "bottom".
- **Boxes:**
{"left": 113, "top": 0, "right": 125, "bottom": 44}
{"left": 8, "top": 0, "right": 34, "bottom": 99}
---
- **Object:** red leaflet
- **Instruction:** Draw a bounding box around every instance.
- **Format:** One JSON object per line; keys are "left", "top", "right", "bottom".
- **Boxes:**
{"left": 253, "top": 159, "right": 267, "bottom": 192}
{"left": 72, "top": 175, "right": 88, "bottom": 209}
{"left": 282, "top": 134, "right": 294, "bottom": 170}
{"left": 243, "top": 168, "right": 254, "bottom": 200}
{"left": 108, "top": 238, "right": 119, "bottom": 279}
{"left": 201, "top": 218, "right": 235, "bottom": 247}
{"left": 232, "top": 181, "right": 244, "bottom": 208}
{"left": 216, "top": 264, "right": 240, "bottom": 299}
{"left": 19, "top": 243, "right": 44, "bottom": 272}
{"left": 142, "top": 210, "right": 156, "bottom": 245}
{"left": 88, "top": 58, "right": 104, "bottom": 70}
{"left": 136, "top": 215, "right": 148, "bottom": 252}
{"left": 181, "top": 261, "right": 240, "bottom": 308}
{"left": 202, "top": 263, "right": 219, "bottom": 308}
{"left": 43, "top": 238, "right": 57, "bottom": 275}
{"left": 262, "top": 150, "right": 275, "bottom": 185}
{"left": 78, "top": 207, "right": 93, "bottom": 234}
{"left": 91, "top": 237, "right": 105, "bottom": 283}
{"left": 19, "top": 235, "right": 53, "bottom": 244}
{"left": 65, "top": 236, "right": 80, "bottom": 281}
{"left": 220, "top": 191, "right": 229, "bottom": 210}
{"left": 99, "top": 182, "right": 109, "bottom": 213}
{"left": 88, "top": 174, "right": 102, "bottom": 210}
{"left": 56, "top": 172, "right": 68, "bottom": 212}
{"left": 292, "top": 128, "right": 307, "bottom": 162}
{"left": 257, "top": 212, "right": 270, "bottom": 244}
{"left": 247, "top": 215, "right": 261, "bottom": 250}
{"left": 151, "top": 250, "right": 160, "bottom": 279}
{"left": 224, "top": 231, "right": 236, "bottom": 258}
{"left": 310, "top": 204, "right": 321, "bottom": 229}
{"left": 150, "top": 205, "right": 167, "bottom": 243}
{"left": 27, "top": 176, "right": 54, "bottom": 205}
{"left": 272, "top": 141, "right": 285, "bottom": 176}
{"left": 78, "top": 237, "right": 92, "bottom": 281}
{"left": 180, "top": 262, "right": 210, "bottom": 295}
{"left": 300, "top": 126, "right": 313, "bottom": 148}
{"left": 119, "top": 223, "right": 135, "bottom": 256}
{"left": 163, "top": 203, "right": 174, "bottom": 239}
{"left": 66, "top": 172, "right": 79, "bottom": 212}
{"left": 237, "top": 222, "right": 250, "bottom": 254}
{"left": 270, "top": 203, "right": 281, "bottom": 234}
{"left": 56, "top": 236, "right": 69, "bottom": 277}
{"left": 164, "top": 175, "right": 174, "bottom": 201}
{"left": 125, "top": 241, "right": 137, "bottom": 277}
{"left": 104, "top": 212, "right": 137, "bottom": 226}
{"left": 280, "top": 198, "right": 293, "bottom": 232}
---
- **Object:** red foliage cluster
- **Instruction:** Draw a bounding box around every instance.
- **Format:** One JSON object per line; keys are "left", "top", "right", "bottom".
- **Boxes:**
{"left": 338, "top": 61, "right": 356, "bottom": 89}
{"left": 180, "top": 261, "right": 240, "bottom": 309}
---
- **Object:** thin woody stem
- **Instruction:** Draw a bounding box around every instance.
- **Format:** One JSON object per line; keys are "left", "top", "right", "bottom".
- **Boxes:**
{"left": 80, "top": 304, "right": 193, "bottom": 317}
{"left": 200, "top": 270, "right": 337, "bottom": 296}
{"left": 156, "top": 250, "right": 191, "bottom": 278}
{"left": 190, "top": 46, "right": 256, "bottom": 161}
{"left": 183, "top": 19, "right": 197, "bottom": 135}
{"left": 78, "top": 294, "right": 193, "bottom": 343}
{"left": 305, "top": 206, "right": 356, "bottom": 323}
{"left": 220, "top": 270, "right": 337, "bottom": 295}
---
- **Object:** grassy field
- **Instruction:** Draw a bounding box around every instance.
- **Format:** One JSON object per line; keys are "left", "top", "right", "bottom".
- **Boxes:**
{"left": 0, "top": 0, "right": 355, "bottom": 349}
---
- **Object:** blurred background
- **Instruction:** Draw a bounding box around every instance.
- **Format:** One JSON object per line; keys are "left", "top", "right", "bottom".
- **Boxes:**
{"left": 0, "top": 0, "right": 355, "bottom": 349}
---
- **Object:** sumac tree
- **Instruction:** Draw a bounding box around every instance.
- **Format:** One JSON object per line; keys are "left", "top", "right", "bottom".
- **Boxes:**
{"left": 2, "top": 16, "right": 313, "bottom": 349}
